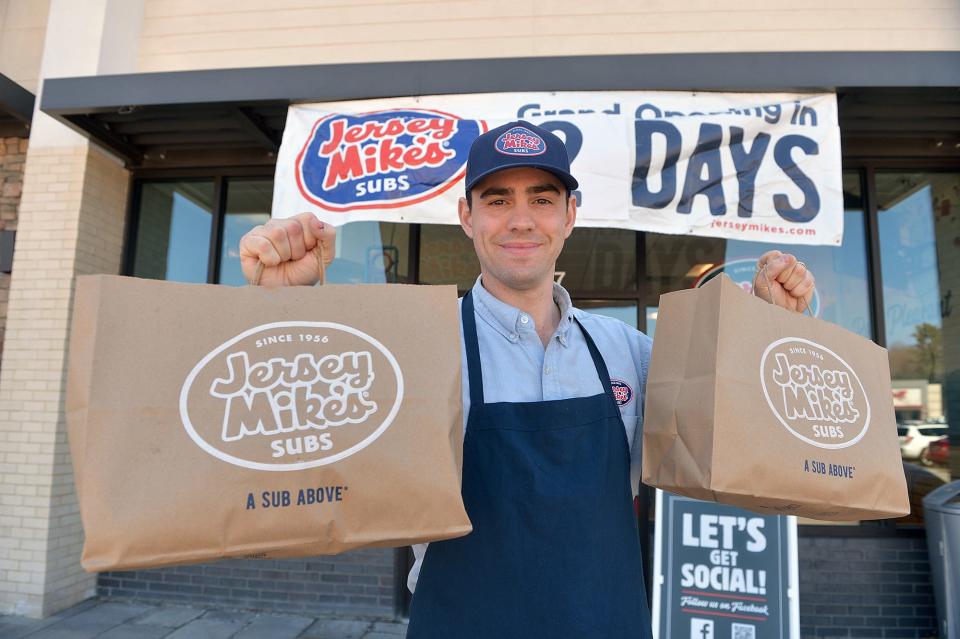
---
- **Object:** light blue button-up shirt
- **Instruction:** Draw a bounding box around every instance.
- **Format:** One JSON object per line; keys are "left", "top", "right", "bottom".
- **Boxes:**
{"left": 409, "top": 276, "right": 654, "bottom": 592}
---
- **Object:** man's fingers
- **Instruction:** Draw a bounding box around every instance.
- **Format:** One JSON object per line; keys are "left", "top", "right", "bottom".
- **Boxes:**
{"left": 791, "top": 277, "right": 815, "bottom": 301}
{"left": 763, "top": 253, "right": 797, "bottom": 282}
{"left": 289, "top": 213, "right": 319, "bottom": 251}
{"left": 283, "top": 220, "right": 307, "bottom": 262}
{"left": 754, "top": 250, "right": 816, "bottom": 314}
{"left": 264, "top": 223, "right": 293, "bottom": 263}
{"left": 241, "top": 233, "right": 282, "bottom": 267}
{"left": 781, "top": 260, "right": 808, "bottom": 292}
{"left": 757, "top": 250, "right": 783, "bottom": 270}
{"left": 311, "top": 218, "right": 337, "bottom": 265}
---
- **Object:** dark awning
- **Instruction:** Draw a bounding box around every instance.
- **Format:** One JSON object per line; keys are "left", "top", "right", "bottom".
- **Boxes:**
{"left": 38, "top": 52, "right": 960, "bottom": 169}
{"left": 0, "top": 73, "right": 34, "bottom": 137}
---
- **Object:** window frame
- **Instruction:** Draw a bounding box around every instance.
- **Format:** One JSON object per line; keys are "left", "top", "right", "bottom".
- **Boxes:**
{"left": 122, "top": 168, "right": 275, "bottom": 283}
{"left": 847, "top": 160, "right": 960, "bottom": 533}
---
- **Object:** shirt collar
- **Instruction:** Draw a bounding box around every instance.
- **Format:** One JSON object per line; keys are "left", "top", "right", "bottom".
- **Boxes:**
{"left": 470, "top": 276, "right": 576, "bottom": 347}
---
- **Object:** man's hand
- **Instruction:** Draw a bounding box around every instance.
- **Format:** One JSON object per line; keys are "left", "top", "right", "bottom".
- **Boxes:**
{"left": 753, "top": 250, "right": 816, "bottom": 314}
{"left": 239, "top": 212, "right": 337, "bottom": 287}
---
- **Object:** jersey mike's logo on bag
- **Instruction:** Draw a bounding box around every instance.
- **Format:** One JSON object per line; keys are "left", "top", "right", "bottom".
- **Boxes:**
{"left": 295, "top": 109, "right": 486, "bottom": 211}
{"left": 759, "top": 337, "right": 869, "bottom": 449}
{"left": 180, "top": 322, "right": 404, "bottom": 471}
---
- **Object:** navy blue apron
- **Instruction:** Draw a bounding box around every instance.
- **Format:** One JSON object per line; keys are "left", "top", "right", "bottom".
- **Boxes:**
{"left": 407, "top": 291, "right": 653, "bottom": 638}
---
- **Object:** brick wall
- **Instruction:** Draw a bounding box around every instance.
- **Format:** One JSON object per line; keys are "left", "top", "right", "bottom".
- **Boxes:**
{"left": 97, "top": 549, "right": 397, "bottom": 619}
{"left": 0, "top": 144, "right": 129, "bottom": 617}
{"left": 95, "top": 534, "right": 939, "bottom": 634}
{"left": 797, "top": 532, "right": 938, "bottom": 639}
{"left": 0, "top": 137, "right": 26, "bottom": 365}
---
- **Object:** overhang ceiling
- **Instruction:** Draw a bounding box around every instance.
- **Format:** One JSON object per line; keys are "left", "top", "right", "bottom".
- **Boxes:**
{"left": 0, "top": 73, "right": 34, "bottom": 138}
{"left": 38, "top": 53, "right": 960, "bottom": 170}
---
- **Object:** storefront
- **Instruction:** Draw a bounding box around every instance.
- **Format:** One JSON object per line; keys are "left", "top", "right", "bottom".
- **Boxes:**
{"left": 26, "top": 53, "right": 956, "bottom": 635}
{"left": 0, "top": 0, "right": 950, "bottom": 621}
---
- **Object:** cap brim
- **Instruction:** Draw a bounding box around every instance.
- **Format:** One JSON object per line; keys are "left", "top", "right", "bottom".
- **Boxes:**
{"left": 465, "top": 163, "right": 579, "bottom": 193}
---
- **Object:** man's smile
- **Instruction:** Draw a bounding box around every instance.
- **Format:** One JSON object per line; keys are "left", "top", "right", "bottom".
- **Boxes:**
{"left": 497, "top": 240, "right": 543, "bottom": 256}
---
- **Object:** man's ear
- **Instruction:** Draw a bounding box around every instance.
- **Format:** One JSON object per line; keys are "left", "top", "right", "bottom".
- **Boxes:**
{"left": 563, "top": 193, "right": 577, "bottom": 239}
{"left": 458, "top": 196, "right": 474, "bottom": 239}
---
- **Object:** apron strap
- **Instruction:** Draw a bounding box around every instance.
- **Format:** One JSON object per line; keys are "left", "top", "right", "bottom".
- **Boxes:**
{"left": 573, "top": 316, "right": 617, "bottom": 405}
{"left": 461, "top": 290, "right": 485, "bottom": 406}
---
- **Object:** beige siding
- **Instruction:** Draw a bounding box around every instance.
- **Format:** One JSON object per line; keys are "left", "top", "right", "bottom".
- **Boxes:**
{"left": 137, "top": 0, "right": 960, "bottom": 73}
{"left": 0, "top": 0, "right": 50, "bottom": 93}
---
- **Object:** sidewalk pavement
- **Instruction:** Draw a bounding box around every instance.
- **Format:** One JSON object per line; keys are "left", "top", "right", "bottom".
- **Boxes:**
{"left": 0, "top": 599, "right": 408, "bottom": 638}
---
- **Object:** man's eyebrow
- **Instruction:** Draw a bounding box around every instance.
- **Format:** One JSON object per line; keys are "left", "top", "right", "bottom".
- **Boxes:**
{"left": 478, "top": 186, "right": 512, "bottom": 199}
{"left": 527, "top": 183, "right": 561, "bottom": 195}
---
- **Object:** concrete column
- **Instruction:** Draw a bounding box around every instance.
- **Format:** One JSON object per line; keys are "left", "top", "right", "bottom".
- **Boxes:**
{"left": 0, "top": 0, "right": 144, "bottom": 617}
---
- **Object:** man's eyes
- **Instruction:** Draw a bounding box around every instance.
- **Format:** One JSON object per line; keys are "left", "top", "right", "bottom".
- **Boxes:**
{"left": 484, "top": 197, "right": 555, "bottom": 206}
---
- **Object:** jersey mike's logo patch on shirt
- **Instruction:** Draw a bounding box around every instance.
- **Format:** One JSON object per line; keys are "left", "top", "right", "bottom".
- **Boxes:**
{"left": 610, "top": 379, "right": 633, "bottom": 407}
{"left": 495, "top": 126, "right": 546, "bottom": 156}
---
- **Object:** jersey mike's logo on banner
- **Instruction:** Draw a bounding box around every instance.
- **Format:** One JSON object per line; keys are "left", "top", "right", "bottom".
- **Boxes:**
{"left": 759, "top": 337, "right": 869, "bottom": 449}
{"left": 180, "top": 321, "right": 404, "bottom": 471}
{"left": 295, "top": 109, "right": 485, "bottom": 211}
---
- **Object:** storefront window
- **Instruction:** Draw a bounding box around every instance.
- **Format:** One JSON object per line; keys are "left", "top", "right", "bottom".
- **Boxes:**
{"left": 419, "top": 224, "right": 478, "bottom": 289}
{"left": 557, "top": 228, "right": 637, "bottom": 293}
{"left": 327, "top": 222, "right": 410, "bottom": 284}
{"left": 130, "top": 178, "right": 409, "bottom": 287}
{"left": 131, "top": 181, "right": 214, "bottom": 283}
{"left": 219, "top": 179, "right": 272, "bottom": 286}
{"left": 643, "top": 171, "right": 871, "bottom": 339}
{"left": 419, "top": 224, "right": 637, "bottom": 296}
{"left": 577, "top": 301, "right": 639, "bottom": 328}
{"left": 878, "top": 171, "right": 959, "bottom": 487}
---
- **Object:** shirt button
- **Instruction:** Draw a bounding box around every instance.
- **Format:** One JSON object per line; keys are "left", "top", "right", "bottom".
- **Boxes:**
{"left": 520, "top": 314, "right": 530, "bottom": 325}
{"left": 544, "top": 367, "right": 551, "bottom": 375}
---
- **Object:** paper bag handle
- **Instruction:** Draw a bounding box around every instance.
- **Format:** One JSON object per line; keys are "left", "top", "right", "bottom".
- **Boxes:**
{"left": 251, "top": 243, "right": 326, "bottom": 287}
{"left": 753, "top": 262, "right": 813, "bottom": 317}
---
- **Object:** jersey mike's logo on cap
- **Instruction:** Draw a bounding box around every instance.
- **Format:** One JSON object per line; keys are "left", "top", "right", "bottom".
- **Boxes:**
{"left": 495, "top": 126, "right": 547, "bottom": 156}
{"left": 180, "top": 321, "right": 404, "bottom": 471}
{"left": 295, "top": 109, "right": 485, "bottom": 212}
{"left": 759, "top": 337, "right": 869, "bottom": 449}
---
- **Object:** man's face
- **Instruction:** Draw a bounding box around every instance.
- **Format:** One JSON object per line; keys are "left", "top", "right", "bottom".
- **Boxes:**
{"left": 458, "top": 167, "right": 576, "bottom": 292}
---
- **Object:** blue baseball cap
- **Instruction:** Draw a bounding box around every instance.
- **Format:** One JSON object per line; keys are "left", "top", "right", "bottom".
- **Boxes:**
{"left": 465, "top": 120, "right": 579, "bottom": 193}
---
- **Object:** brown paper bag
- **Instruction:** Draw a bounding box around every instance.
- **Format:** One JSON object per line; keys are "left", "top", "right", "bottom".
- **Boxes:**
{"left": 66, "top": 275, "right": 472, "bottom": 571}
{"left": 641, "top": 274, "right": 909, "bottom": 521}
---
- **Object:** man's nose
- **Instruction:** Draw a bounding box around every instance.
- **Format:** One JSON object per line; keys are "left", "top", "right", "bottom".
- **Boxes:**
{"left": 506, "top": 204, "right": 536, "bottom": 231}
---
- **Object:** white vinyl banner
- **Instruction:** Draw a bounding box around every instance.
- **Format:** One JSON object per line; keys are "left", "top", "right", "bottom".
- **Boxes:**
{"left": 273, "top": 92, "right": 843, "bottom": 245}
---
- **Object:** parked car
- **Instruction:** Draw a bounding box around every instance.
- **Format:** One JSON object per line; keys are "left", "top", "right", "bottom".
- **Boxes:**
{"left": 921, "top": 436, "right": 950, "bottom": 467}
{"left": 897, "top": 422, "right": 948, "bottom": 461}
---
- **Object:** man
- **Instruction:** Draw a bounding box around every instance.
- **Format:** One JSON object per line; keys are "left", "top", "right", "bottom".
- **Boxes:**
{"left": 239, "top": 121, "right": 815, "bottom": 637}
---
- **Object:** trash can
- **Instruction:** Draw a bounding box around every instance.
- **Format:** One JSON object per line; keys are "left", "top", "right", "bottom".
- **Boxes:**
{"left": 923, "top": 480, "right": 960, "bottom": 639}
